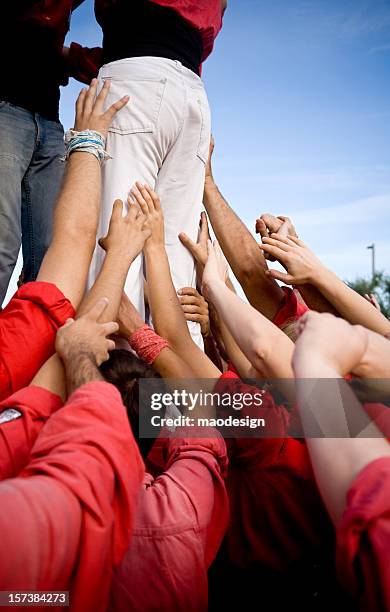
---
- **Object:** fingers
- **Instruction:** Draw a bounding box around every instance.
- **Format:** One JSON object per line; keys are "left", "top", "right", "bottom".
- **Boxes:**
{"left": 266, "top": 268, "right": 294, "bottom": 284}
{"left": 181, "top": 304, "right": 203, "bottom": 315}
{"left": 94, "top": 79, "right": 110, "bottom": 114}
{"left": 85, "top": 297, "right": 109, "bottom": 321}
{"left": 199, "top": 211, "right": 210, "bottom": 242}
{"left": 255, "top": 218, "right": 268, "bottom": 239}
{"left": 143, "top": 184, "right": 161, "bottom": 211}
{"left": 184, "top": 313, "right": 206, "bottom": 323}
{"left": 260, "top": 213, "right": 282, "bottom": 234}
{"left": 178, "top": 232, "right": 197, "bottom": 256}
{"left": 104, "top": 94, "right": 130, "bottom": 122}
{"left": 178, "top": 286, "right": 200, "bottom": 298}
{"left": 101, "top": 321, "right": 119, "bottom": 336}
{"left": 84, "top": 78, "right": 98, "bottom": 117}
{"left": 75, "top": 87, "right": 87, "bottom": 118}
{"left": 136, "top": 182, "right": 154, "bottom": 213}
{"left": 107, "top": 339, "right": 116, "bottom": 352}
{"left": 112, "top": 199, "right": 124, "bottom": 219}
{"left": 130, "top": 184, "right": 149, "bottom": 215}
{"left": 280, "top": 234, "right": 305, "bottom": 247}
{"left": 62, "top": 318, "right": 75, "bottom": 329}
{"left": 263, "top": 235, "right": 293, "bottom": 250}
{"left": 259, "top": 243, "right": 288, "bottom": 261}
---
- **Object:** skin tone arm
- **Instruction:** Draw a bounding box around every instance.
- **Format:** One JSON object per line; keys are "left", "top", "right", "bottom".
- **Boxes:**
{"left": 258, "top": 214, "right": 339, "bottom": 315}
{"left": 260, "top": 234, "right": 390, "bottom": 336}
{"left": 33, "top": 194, "right": 150, "bottom": 399}
{"left": 31, "top": 299, "right": 118, "bottom": 399}
{"left": 177, "top": 286, "right": 224, "bottom": 371}
{"left": 179, "top": 212, "right": 263, "bottom": 377}
{"left": 116, "top": 292, "right": 198, "bottom": 378}
{"left": 192, "top": 140, "right": 284, "bottom": 320}
{"left": 36, "top": 79, "right": 129, "bottom": 309}
{"left": 292, "top": 311, "right": 390, "bottom": 525}
{"left": 76, "top": 198, "right": 150, "bottom": 324}
{"left": 202, "top": 240, "right": 295, "bottom": 378}
{"left": 130, "top": 183, "right": 221, "bottom": 379}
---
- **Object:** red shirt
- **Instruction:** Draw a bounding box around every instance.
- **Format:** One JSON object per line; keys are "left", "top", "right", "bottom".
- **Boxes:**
{"left": 10, "top": 1, "right": 102, "bottom": 84}
{"left": 0, "top": 282, "right": 75, "bottom": 402}
{"left": 0, "top": 386, "right": 62, "bottom": 481}
{"left": 0, "top": 382, "right": 144, "bottom": 612}
{"left": 337, "top": 457, "right": 390, "bottom": 612}
{"left": 273, "top": 286, "right": 309, "bottom": 329}
{"left": 95, "top": 0, "right": 224, "bottom": 63}
{"left": 111, "top": 430, "right": 229, "bottom": 611}
{"left": 215, "top": 372, "right": 334, "bottom": 573}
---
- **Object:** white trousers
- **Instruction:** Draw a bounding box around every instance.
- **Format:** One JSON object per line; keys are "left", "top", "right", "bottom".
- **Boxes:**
{"left": 88, "top": 57, "right": 211, "bottom": 347}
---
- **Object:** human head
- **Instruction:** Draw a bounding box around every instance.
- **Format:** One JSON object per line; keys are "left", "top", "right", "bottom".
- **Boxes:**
{"left": 100, "top": 349, "right": 162, "bottom": 458}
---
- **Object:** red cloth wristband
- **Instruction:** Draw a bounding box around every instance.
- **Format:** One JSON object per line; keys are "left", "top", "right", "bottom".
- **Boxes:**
{"left": 129, "top": 324, "right": 169, "bottom": 365}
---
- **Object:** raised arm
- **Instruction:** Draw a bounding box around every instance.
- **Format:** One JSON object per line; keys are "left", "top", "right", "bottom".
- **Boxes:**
{"left": 202, "top": 241, "right": 295, "bottom": 379}
{"left": 292, "top": 311, "right": 390, "bottom": 525}
{"left": 260, "top": 234, "right": 390, "bottom": 336}
{"left": 258, "top": 213, "right": 339, "bottom": 316}
{"left": 76, "top": 198, "right": 150, "bottom": 324}
{"left": 37, "top": 79, "right": 129, "bottom": 309}
{"left": 130, "top": 183, "right": 221, "bottom": 378}
{"left": 199, "top": 140, "right": 284, "bottom": 320}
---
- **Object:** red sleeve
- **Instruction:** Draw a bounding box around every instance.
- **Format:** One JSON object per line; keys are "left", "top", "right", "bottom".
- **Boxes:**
{"left": 67, "top": 42, "right": 103, "bottom": 84}
{"left": 111, "top": 429, "right": 228, "bottom": 611}
{"left": 0, "top": 282, "right": 75, "bottom": 401}
{"left": 272, "top": 286, "right": 309, "bottom": 329}
{"left": 0, "top": 381, "right": 144, "bottom": 612}
{"left": 0, "top": 386, "right": 62, "bottom": 481}
{"left": 336, "top": 457, "right": 390, "bottom": 612}
{"left": 161, "top": 429, "right": 229, "bottom": 566}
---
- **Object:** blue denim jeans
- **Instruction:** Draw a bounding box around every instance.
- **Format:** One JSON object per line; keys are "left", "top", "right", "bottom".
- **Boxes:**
{"left": 0, "top": 101, "right": 65, "bottom": 303}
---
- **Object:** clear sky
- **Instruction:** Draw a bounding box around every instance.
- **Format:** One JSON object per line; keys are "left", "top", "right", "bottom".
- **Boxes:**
{"left": 4, "top": 0, "right": 390, "bottom": 304}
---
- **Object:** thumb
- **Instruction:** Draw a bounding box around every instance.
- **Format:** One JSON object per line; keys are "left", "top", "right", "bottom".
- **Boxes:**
{"left": 179, "top": 232, "right": 197, "bottom": 253}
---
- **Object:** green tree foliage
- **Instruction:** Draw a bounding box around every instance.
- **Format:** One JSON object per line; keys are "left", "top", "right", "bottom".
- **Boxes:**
{"left": 347, "top": 271, "right": 390, "bottom": 319}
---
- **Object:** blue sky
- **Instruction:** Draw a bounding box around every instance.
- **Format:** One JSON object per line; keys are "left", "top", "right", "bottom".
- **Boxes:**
{"left": 5, "top": 0, "right": 390, "bottom": 303}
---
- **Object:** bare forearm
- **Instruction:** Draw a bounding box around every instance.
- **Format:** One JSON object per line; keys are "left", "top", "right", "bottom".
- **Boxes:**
{"left": 215, "top": 314, "right": 254, "bottom": 377}
{"left": 297, "top": 284, "right": 339, "bottom": 315}
{"left": 64, "top": 351, "right": 104, "bottom": 396}
{"left": 144, "top": 244, "right": 192, "bottom": 348}
{"left": 314, "top": 269, "right": 390, "bottom": 335}
{"left": 144, "top": 244, "right": 221, "bottom": 378}
{"left": 77, "top": 251, "right": 132, "bottom": 323}
{"left": 296, "top": 370, "right": 390, "bottom": 524}
{"left": 54, "top": 152, "right": 101, "bottom": 234}
{"left": 204, "top": 181, "right": 284, "bottom": 318}
{"left": 207, "top": 280, "right": 294, "bottom": 378}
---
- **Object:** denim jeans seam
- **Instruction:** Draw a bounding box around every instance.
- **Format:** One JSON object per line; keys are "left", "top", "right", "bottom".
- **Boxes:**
{"left": 22, "top": 168, "right": 36, "bottom": 278}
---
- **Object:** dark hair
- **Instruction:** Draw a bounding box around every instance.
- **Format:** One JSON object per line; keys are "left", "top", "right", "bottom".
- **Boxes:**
{"left": 100, "top": 349, "right": 161, "bottom": 458}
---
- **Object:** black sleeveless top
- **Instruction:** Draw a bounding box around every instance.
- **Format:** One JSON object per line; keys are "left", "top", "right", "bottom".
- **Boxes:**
{"left": 101, "top": 0, "right": 203, "bottom": 75}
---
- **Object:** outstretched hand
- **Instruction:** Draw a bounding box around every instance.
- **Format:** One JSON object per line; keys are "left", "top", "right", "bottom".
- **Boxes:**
{"left": 130, "top": 183, "right": 164, "bottom": 249}
{"left": 56, "top": 298, "right": 118, "bottom": 367}
{"left": 74, "top": 78, "right": 129, "bottom": 139}
{"left": 256, "top": 213, "right": 298, "bottom": 261}
{"left": 259, "top": 234, "right": 325, "bottom": 285}
{"left": 98, "top": 198, "right": 151, "bottom": 262}
{"left": 202, "top": 240, "right": 229, "bottom": 300}
{"left": 178, "top": 286, "right": 210, "bottom": 337}
{"left": 179, "top": 211, "right": 211, "bottom": 267}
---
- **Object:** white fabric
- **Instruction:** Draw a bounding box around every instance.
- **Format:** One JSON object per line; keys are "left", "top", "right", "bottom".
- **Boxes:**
{"left": 88, "top": 57, "right": 211, "bottom": 348}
